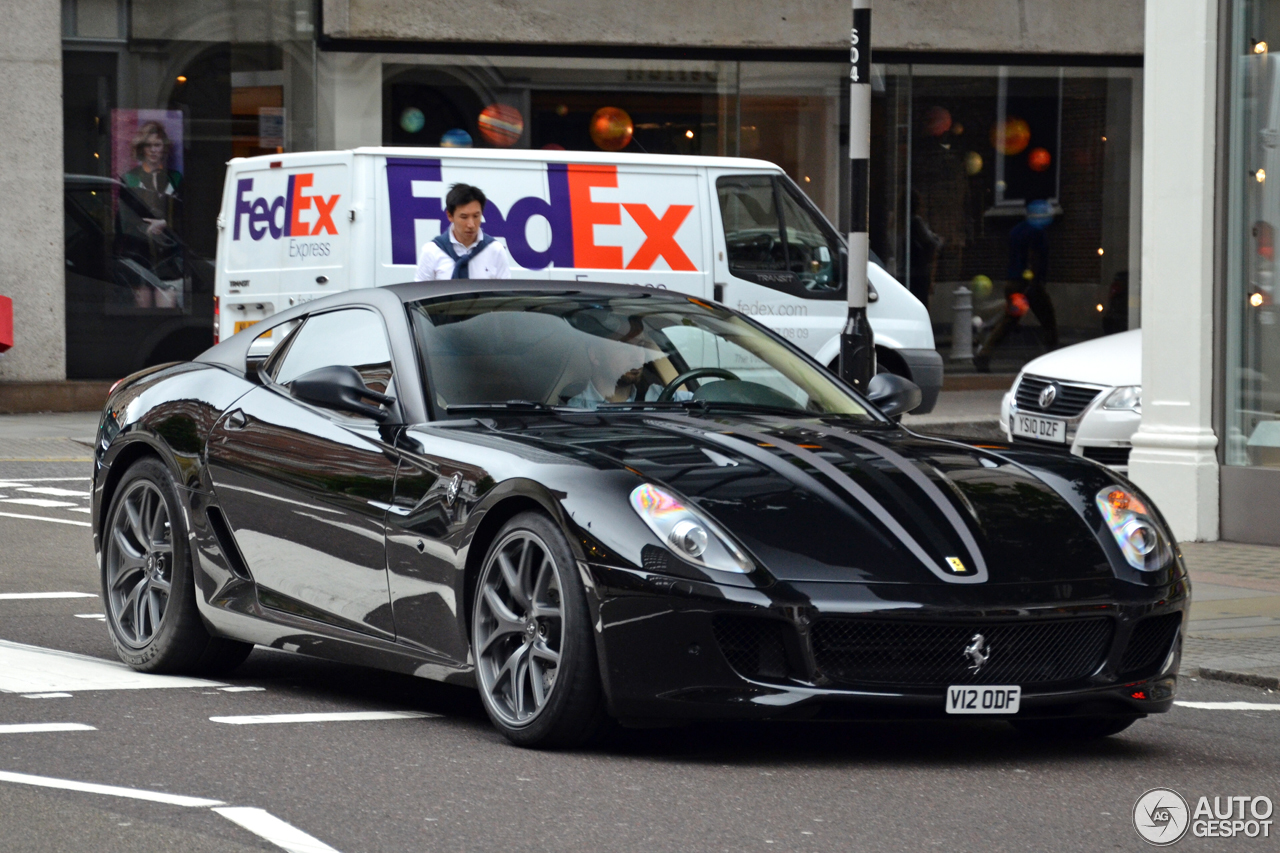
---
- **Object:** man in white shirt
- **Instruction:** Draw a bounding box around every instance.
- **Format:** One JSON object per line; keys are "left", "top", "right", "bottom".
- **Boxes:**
{"left": 414, "top": 183, "right": 512, "bottom": 281}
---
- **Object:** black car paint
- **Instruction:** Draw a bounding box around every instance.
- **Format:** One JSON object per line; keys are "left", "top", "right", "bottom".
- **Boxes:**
{"left": 91, "top": 281, "right": 1188, "bottom": 723}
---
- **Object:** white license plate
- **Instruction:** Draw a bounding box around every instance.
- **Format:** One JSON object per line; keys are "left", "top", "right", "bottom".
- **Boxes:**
{"left": 946, "top": 685, "right": 1021, "bottom": 714}
{"left": 1012, "top": 413, "right": 1066, "bottom": 443}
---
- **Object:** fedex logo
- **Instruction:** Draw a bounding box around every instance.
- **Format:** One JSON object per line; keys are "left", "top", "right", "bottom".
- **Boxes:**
{"left": 386, "top": 158, "right": 698, "bottom": 272}
{"left": 233, "top": 173, "right": 340, "bottom": 241}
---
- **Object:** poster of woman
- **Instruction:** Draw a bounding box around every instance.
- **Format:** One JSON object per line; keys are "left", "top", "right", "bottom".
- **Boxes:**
{"left": 111, "top": 110, "right": 186, "bottom": 309}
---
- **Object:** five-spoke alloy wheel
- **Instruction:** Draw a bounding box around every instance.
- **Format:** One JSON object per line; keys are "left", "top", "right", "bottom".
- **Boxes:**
{"left": 105, "top": 479, "right": 173, "bottom": 648}
{"left": 472, "top": 512, "right": 605, "bottom": 747}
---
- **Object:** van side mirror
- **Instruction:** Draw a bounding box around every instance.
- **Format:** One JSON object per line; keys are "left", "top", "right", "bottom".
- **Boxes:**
{"left": 288, "top": 365, "right": 397, "bottom": 422}
{"left": 867, "top": 372, "right": 923, "bottom": 420}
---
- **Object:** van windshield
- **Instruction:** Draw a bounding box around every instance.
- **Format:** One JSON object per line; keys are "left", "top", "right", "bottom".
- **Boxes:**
{"left": 407, "top": 292, "right": 875, "bottom": 420}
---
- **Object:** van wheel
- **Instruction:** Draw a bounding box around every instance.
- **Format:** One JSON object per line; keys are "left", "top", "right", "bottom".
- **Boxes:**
{"left": 102, "top": 458, "right": 252, "bottom": 675}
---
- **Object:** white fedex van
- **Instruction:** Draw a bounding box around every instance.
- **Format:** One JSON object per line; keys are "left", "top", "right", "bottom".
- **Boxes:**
{"left": 214, "top": 148, "right": 942, "bottom": 411}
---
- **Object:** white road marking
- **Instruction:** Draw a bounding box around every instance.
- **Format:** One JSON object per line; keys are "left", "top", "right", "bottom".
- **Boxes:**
{"left": 0, "top": 592, "right": 97, "bottom": 600}
{"left": 218, "top": 686, "right": 265, "bottom": 693}
{"left": 0, "top": 477, "right": 90, "bottom": 484}
{"left": 1175, "top": 701, "right": 1280, "bottom": 711}
{"left": 214, "top": 806, "right": 343, "bottom": 853}
{"left": 0, "top": 770, "right": 224, "bottom": 807}
{"left": 22, "top": 693, "right": 72, "bottom": 699}
{"left": 0, "top": 498, "right": 79, "bottom": 508}
{"left": 0, "top": 511, "right": 91, "bottom": 528}
{"left": 74, "top": 613, "right": 106, "bottom": 620}
{"left": 17, "top": 487, "right": 91, "bottom": 497}
{"left": 69, "top": 508, "right": 91, "bottom": 513}
{"left": 0, "top": 723, "right": 95, "bottom": 734}
{"left": 0, "top": 639, "right": 223, "bottom": 693}
{"left": 209, "top": 711, "right": 435, "bottom": 725}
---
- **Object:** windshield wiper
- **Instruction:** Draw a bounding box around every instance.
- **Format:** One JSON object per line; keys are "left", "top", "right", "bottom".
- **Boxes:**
{"left": 593, "top": 400, "right": 706, "bottom": 412}
{"left": 445, "top": 400, "right": 564, "bottom": 414}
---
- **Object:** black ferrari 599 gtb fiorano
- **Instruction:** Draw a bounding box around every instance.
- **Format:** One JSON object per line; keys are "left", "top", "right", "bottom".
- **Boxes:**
{"left": 92, "top": 281, "right": 1188, "bottom": 747}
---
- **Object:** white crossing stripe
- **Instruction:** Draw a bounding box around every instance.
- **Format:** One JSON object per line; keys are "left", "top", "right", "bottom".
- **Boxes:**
{"left": 214, "top": 806, "right": 343, "bottom": 853}
{"left": 0, "top": 592, "right": 97, "bottom": 600}
{"left": 17, "top": 487, "right": 91, "bottom": 497}
{"left": 0, "top": 639, "right": 223, "bottom": 693}
{"left": 0, "top": 511, "right": 90, "bottom": 527}
{"left": 209, "top": 711, "right": 435, "bottom": 725}
{"left": 22, "top": 693, "right": 72, "bottom": 699}
{"left": 1175, "top": 701, "right": 1280, "bottom": 711}
{"left": 74, "top": 613, "right": 105, "bottom": 619}
{"left": 0, "top": 723, "right": 95, "bottom": 734}
{"left": 218, "top": 686, "right": 265, "bottom": 692}
{"left": 0, "top": 498, "right": 80, "bottom": 508}
{"left": 0, "top": 769, "right": 223, "bottom": 807}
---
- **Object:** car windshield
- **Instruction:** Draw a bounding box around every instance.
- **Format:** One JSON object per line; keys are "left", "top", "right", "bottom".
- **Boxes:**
{"left": 407, "top": 292, "right": 876, "bottom": 421}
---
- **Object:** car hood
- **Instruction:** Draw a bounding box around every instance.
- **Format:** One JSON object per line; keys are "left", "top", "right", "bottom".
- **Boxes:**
{"left": 488, "top": 413, "right": 1117, "bottom": 586}
{"left": 1017, "top": 329, "right": 1141, "bottom": 387}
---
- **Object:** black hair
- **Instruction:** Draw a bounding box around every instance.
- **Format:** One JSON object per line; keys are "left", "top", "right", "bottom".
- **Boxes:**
{"left": 445, "top": 183, "right": 487, "bottom": 215}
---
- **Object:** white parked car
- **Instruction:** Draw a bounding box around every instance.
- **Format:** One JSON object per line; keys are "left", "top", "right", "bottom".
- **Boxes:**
{"left": 999, "top": 329, "right": 1141, "bottom": 470}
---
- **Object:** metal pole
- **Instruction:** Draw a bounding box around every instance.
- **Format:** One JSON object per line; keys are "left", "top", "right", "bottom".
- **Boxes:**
{"left": 840, "top": 0, "right": 874, "bottom": 390}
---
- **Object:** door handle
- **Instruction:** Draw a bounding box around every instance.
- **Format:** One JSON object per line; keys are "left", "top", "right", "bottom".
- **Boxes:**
{"left": 225, "top": 409, "right": 247, "bottom": 431}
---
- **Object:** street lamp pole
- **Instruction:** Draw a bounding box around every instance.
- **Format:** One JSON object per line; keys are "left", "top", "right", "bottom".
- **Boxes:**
{"left": 840, "top": 0, "right": 874, "bottom": 390}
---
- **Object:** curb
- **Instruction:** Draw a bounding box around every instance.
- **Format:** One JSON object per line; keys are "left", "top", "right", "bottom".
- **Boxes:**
{"left": 1198, "top": 667, "right": 1280, "bottom": 691}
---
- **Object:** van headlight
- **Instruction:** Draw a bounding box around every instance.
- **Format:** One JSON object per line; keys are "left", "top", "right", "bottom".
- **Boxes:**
{"left": 1095, "top": 487, "right": 1171, "bottom": 571}
{"left": 630, "top": 483, "right": 753, "bottom": 573}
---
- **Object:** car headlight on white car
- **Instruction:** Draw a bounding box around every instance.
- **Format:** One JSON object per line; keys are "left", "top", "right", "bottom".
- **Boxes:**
{"left": 1095, "top": 487, "right": 1171, "bottom": 571}
{"left": 630, "top": 483, "right": 754, "bottom": 573}
{"left": 1102, "top": 385, "right": 1141, "bottom": 411}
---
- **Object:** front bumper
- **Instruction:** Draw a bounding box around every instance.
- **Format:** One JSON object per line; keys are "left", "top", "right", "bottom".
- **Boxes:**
{"left": 588, "top": 564, "right": 1188, "bottom": 722}
{"left": 897, "top": 348, "right": 944, "bottom": 415}
{"left": 1001, "top": 386, "right": 1141, "bottom": 470}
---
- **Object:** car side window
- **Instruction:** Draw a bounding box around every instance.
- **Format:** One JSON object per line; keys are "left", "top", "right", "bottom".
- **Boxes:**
{"left": 777, "top": 182, "right": 842, "bottom": 294}
{"left": 717, "top": 175, "right": 787, "bottom": 274}
{"left": 273, "top": 309, "right": 394, "bottom": 394}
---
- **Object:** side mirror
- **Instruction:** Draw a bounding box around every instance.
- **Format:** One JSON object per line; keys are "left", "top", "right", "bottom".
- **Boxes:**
{"left": 866, "top": 372, "right": 923, "bottom": 420}
{"left": 289, "top": 365, "right": 397, "bottom": 422}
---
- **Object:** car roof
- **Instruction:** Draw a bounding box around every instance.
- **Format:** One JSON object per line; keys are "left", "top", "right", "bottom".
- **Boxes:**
{"left": 381, "top": 279, "right": 699, "bottom": 304}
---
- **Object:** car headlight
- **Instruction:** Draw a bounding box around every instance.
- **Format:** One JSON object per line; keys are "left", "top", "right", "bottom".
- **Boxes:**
{"left": 629, "top": 483, "right": 753, "bottom": 573}
{"left": 1102, "top": 385, "right": 1141, "bottom": 411}
{"left": 1095, "top": 487, "right": 1171, "bottom": 571}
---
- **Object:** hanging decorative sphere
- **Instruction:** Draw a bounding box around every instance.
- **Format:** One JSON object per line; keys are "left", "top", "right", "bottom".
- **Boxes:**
{"left": 439, "top": 128, "right": 473, "bottom": 148}
{"left": 1027, "top": 146, "right": 1052, "bottom": 172}
{"left": 964, "top": 151, "right": 984, "bottom": 176}
{"left": 990, "top": 117, "right": 1031, "bottom": 156}
{"left": 399, "top": 107, "right": 425, "bottom": 134}
{"left": 478, "top": 103, "right": 525, "bottom": 147}
{"left": 922, "top": 106, "right": 952, "bottom": 137}
{"left": 590, "top": 107, "right": 634, "bottom": 151}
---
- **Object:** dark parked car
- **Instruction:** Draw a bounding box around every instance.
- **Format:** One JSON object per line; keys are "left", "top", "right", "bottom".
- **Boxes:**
{"left": 92, "top": 282, "right": 1189, "bottom": 747}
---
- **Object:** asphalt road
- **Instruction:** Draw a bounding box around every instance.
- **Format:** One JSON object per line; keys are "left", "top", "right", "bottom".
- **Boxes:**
{"left": 1, "top": 455, "right": 1278, "bottom": 852}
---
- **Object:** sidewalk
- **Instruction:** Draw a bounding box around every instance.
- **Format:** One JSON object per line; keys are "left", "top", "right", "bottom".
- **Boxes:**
{"left": 1180, "top": 541, "right": 1280, "bottom": 689}
{"left": 902, "top": 389, "right": 1004, "bottom": 440}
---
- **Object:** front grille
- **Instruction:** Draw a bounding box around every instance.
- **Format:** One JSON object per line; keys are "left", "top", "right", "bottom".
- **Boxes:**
{"left": 1082, "top": 445, "right": 1132, "bottom": 467}
{"left": 811, "top": 617, "right": 1113, "bottom": 688}
{"left": 712, "top": 615, "right": 793, "bottom": 682}
{"left": 1119, "top": 613, "right": 1182, "bottom": 677}
{"left": 1015, "top": 374, "right": 1103, "bottom": 418}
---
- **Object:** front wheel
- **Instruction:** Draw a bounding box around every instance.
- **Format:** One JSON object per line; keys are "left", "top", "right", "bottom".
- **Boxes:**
{"left": 101, "top": 458, "right": 251, "bottom": 675}
{"left": 472, "top": 512, "right": 606, "bottom": 748}
{"left": 1010, "top": 716, "right": 1139, "bottom": 740}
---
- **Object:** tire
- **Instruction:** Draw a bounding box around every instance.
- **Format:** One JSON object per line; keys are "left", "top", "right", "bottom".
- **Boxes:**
{"left": 1011, "top": 716, "right": 1139, "bottom": 740}
{"left": 101, "top": 458, "right": 252, "bottom": 676}
{"left": 471, "top": 511, "right": 607, "bottom": 748}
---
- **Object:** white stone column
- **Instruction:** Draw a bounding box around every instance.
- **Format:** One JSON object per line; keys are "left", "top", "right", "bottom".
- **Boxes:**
{"left": 1128, "top": 0, "right": 1219, "bottom": 541}
{"left": 0, "top": 0, "right": 65, "bottom": 382}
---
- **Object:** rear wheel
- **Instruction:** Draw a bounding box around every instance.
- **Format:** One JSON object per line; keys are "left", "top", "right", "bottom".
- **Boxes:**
{"left": 472, "top": 512, "right": 606, "bottom": 748}
{"left": 102, "top": 458, "right": 251, "bottom": 675}
{"left": 1011, "top": 716, "right": 1139, "bottom": 740}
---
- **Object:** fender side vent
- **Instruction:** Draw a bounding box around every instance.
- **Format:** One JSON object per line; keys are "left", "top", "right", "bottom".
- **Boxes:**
{"left": 205, "top": 506, "right": 253, "bottom": 581}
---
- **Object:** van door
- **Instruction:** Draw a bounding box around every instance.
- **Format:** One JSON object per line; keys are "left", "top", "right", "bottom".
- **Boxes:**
{"left": 377, "top": 156, "right": 553, "bottom": 285}
{"left": 222, "top": 152, "right": 351, "bottom": 302}
{"left": 710, "top": 173, "right": 844, "bottom": 358}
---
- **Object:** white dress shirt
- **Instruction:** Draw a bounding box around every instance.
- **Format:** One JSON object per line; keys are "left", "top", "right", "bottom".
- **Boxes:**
{"left": 414, "top": 228, "right": 512, "bottom": 281}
